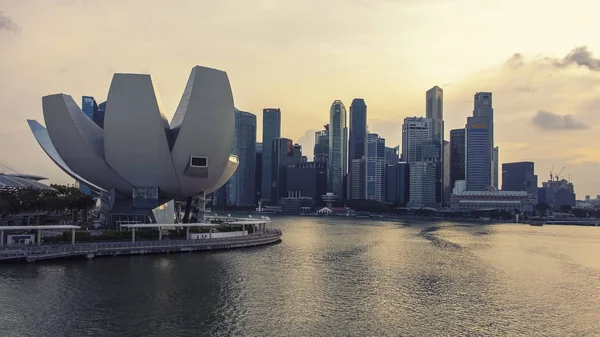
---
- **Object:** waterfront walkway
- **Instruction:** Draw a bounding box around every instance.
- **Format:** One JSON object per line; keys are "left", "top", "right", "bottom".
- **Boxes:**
{"left": 0, "top": 229, "right": 282, "bottom": 263}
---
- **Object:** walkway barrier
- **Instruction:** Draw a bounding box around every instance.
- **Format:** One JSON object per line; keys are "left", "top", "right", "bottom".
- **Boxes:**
{"left": 0, "top": 229, "right": 282, "bottom": 262}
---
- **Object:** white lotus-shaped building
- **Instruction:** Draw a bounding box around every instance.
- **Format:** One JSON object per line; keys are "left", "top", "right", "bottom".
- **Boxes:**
{"left": 27, "top": 66, "right": 238, "bottom": 226}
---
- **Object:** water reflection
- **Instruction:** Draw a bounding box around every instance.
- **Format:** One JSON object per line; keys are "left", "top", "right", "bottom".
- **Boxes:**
{"left": 0, "top": 218, "right": 599, "bottom": 336}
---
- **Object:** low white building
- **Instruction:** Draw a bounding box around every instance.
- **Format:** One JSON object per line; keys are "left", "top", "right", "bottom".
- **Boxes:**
{"left": 450, "top": 190, "right": 535, "bottom": 213}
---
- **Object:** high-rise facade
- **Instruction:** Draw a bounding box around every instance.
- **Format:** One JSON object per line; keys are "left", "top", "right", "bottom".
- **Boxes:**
{"left": 328, "top": 100, "right": 347, "bottom": 199}
{"left": 473, "top": 92, "right": 495, "bottom": 187}
{"left": 350, "top": 159, "right": 366, "bottom": 199}
{"left": 365, "top": 133, "right": 386, "bottom": 202}
{"left": 271, "top": 138, "right": 302, "bottom": 203}
{"left": 426, "top": 86, "right": 445, "bottom": 204}
{"left": 82, "top": 96, "right": 98, "bottom": 121}
{"left": 385, "top": 146, "right": 399, "bottom": 165}
{"left": 466, "top": 117, "right": 492, "bottom": 191}
{"left": 493, "top": 147, "right": 499, "bottom": 189}
{"left": 314, "top": 125, "right": 329, "bottom": 163}
{"left": 408, "top": 161, "right": 437, "bottom": 207}
{"left": 255, "top": 143, "right": 262, "bottom": 203}
{"left": 502, "top": 162, "right": 538, "bottom": 197}
{"left": 426, "top": 86, "right": 444, "bottom": 143}
{"left": 95, "top": 101, "right": 106, "bottom": 128}
{"left": 227, "top": 109, "right": 256, "bottom": 207}
{"left": 450, "top": 129, "right": 466, "bottom": 190}
{"left": 385, "top": 162, "right": 410, "bottom": 205}
{"left": 402, "top": 117, "right": 432, "bottom": 163}
{"left": 261, "top": 108, "right": 281, "bottom": 203}
{"left": 348, "top": 99, "right": 367, "bottom": 198}
{"left": 286, "top": 162, "right": 328, "bottom": 203}
{"left": 443, "top": 140, "right": 451, "bottom": 203}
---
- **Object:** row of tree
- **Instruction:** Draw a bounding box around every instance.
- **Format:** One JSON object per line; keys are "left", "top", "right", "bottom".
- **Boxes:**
{"left": 0, "top": 184, "right": 96, "bottom": 220}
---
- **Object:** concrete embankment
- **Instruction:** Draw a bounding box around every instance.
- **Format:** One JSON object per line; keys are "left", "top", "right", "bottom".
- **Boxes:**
{"left": 0, "top": 230, "right": 282, "bottom": 263}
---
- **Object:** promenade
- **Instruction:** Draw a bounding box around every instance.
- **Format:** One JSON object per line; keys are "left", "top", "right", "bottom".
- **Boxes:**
{"left": 0, "top": 229, "right": 282, "bottom": 263}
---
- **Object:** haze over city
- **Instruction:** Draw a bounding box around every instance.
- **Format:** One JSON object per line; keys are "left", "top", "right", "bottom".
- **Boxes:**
{"left": 1, "top": 0, "right": 600, "bottom": 197}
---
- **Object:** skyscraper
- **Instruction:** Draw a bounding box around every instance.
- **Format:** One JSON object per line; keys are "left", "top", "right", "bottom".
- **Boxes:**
{"left": 227, "top": 109, "right": 256, "bottom": 207}
{"left": 402, "top": 117, "right": 432, "bottom": 163}
{"left": 385, "top": 162, "right": 410, "bottom": 205}
{"left": 328, "top": 100, "right": 347, "bottom": 199}
{"left": 450, "top": 129, "right": 466, "bottom": 190}
{"left": 95, "top": 101, "right": 106, "bottom": 128}
{"left": 350, "top": 159, "right": 366, "bottom": 200}
{"left": 365, "top": 133, "right": 386, "bottom": 202}
{"left": 82, "top": 96, "right": 98, "bottom": 121}
{"left": 255, "top": 143, "right": 262, "bottom": 203}
{"left": 443, "top": 140, "right": 451, "bottom": 203}
{"left": 261, "top": 108, "right": 281, "bottom": 203}
{"left": 502, "top": 162, "right": 538, "bottom": 197}
{"left": 385, "top": 146, "right": 399, "bottom": 165}
{"left": 466, "top": 117, "right": 492, "bottom": 191}
{"left": 493, "top": 146, "right": 499, "bottom": 189}
{"left": 473, "top": 92, "right": 495, "bottom": 187}
{"left": 271, "top": 138, "right": 302, "bottom": 203}
{"left": 314, "top": 125, "right": 329, "bottom": 163}
{"left": 426, "top": 86, "right": 444, "bottom": 144}
{"left": 408, "top": 161, "right": 437, "bottom": 208}
{"left": 426, "top": 86, "right": 445, "bottom": 205}
{"left": 286, "top": 162, "right": 327, "bottom": 203}
{"left": 348, "top": 99, "right": 367, "bottom": 196}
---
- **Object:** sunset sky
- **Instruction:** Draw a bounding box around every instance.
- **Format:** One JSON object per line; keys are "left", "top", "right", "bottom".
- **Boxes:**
{"left": 1, "top": 0, "right": 600, "bottom": 198}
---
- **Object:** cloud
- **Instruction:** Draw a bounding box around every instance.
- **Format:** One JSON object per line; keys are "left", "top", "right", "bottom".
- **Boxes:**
{"left": 554, "top": 46, "right": 600, "bottom": 71}
{"left": 0, "top": 10, "right": 19, "bottom": 32}
{"left": 505, "top": 53, "right": 525, "bottom": 69}
{"left": 531, "top": 110, "right": 589, "bottom": 130}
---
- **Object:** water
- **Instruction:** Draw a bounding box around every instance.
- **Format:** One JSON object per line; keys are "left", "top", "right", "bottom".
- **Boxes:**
{"left": 1, "top": 217, "right": 599, "bottom": 336}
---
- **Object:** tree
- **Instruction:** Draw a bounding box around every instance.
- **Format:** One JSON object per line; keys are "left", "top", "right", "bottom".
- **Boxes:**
{"left": 535, "top": 203, "right": 550, "bottom": 216}
{"left": 559, "top": 204, "right": 572, "bottom": 213}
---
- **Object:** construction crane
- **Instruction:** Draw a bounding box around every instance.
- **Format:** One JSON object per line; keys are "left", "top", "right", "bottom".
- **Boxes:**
{"left": 550, "top": 165, "right": 555, "bottom": 181}
{"left": 556, "top": 166, "right": 566, "bottom": 181}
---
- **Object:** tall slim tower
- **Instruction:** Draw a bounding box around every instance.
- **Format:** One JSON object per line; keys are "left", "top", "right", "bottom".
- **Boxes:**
{"left": 348, "top": 99, "right": 367, "bottom": 166}
{"left": 227, "top": 109, "right": 256, "bottom": 207}
{"left": 365, "top": 133, "right": 386, "bottom": 202}
{"left": 261, "top": 108, "right": 281, "bottom": 203}
{"left": 348, "top": 98, "right": 367, "bottom": 200}
{"left": 328, "top": 100, "right": 347, "bottom": 199}
{"left": 449, "top": 128, "right": 466, "bottom": 190}
{"left": 473, "top": 92, "right": 495, "bottom": 187}
{"left": 426, "top": 86, "right": 445, "bottom": 204}
{"left": 465, "top": 116, "right": 492, "bottom": 191}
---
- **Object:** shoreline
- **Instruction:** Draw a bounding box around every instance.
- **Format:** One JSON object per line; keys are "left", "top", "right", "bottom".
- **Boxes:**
{"left": 0, "top": 229, "right": 282, "bottom": 263}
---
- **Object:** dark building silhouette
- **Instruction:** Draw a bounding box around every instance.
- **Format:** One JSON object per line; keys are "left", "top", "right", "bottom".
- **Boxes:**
{"left": 502, "top": 162, "right": 538, "bottom": 196}
{"left": 271, "top": 138, "right": 302, "bottom": 203}
{"left": 254, "top": 143, "right": 262, "bottom": 204}
{"left": 261, "top": 108, "right": 281, "bottom": 202}
{"left": 385, "top": 162, "right": 410, "bottom": 205}
{"left": 286, "top": 162, "right": 327, "bottom": 203}
{"left": 450, "top": 128, "right": 466, "bottom": 190}
{"left": 314, "top": 125, "right": 329, "bottom": 163}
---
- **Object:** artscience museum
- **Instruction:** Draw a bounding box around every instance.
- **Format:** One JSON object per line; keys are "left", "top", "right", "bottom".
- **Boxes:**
{"left": 28, "top": 66, "right": 239, "bottom": 227}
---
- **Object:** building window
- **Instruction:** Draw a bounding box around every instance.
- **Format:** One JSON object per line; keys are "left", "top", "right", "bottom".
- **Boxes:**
{"left": 190, "top": 156, "right": 208, "bottom": 167}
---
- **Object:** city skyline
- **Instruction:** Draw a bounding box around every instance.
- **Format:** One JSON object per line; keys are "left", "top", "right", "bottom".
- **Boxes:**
{"left": 1, "top": 1, "right": 600, "bottom": 197}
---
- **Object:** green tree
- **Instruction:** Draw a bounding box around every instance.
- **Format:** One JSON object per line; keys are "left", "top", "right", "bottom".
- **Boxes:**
{"left": 559, "top": 204, "right": 572, "bottom": 213}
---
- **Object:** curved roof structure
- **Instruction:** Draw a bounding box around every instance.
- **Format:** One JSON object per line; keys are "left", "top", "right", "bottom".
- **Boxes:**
{"left": 0, "top": 173, "right": 56, "bottom": 192}
{"left": 28, "top": 65, "right": 238, "bottom": 201}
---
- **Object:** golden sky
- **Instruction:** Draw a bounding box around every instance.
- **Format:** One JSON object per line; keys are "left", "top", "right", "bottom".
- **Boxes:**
{"left": 1, "top": 0, "right": 599, "bottom": 198}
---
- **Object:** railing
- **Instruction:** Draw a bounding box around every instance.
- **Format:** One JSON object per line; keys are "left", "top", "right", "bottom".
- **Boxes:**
{"left": 0, "top": 229, "right": 282, "bottom": 260}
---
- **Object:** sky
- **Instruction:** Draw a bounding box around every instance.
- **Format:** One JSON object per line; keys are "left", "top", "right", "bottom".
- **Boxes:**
{"left": 1, "top": 0, "right": 600, "bottom": 198}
